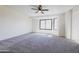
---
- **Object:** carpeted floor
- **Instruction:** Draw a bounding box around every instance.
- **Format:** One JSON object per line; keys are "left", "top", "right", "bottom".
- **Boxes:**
{"left": 0, "top": 33, "right": 79, "bottom": 53}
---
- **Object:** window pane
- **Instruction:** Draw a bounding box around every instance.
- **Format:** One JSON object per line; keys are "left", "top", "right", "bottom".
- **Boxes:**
{"left": 40, "top": 20, "right": 45, "bottom": 29}
{"left": 46, "top": 20, "right": 52, "bottom": 29}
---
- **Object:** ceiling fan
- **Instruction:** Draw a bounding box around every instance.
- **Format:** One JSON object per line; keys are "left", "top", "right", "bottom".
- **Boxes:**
{"left": 31, "top": 5, "right": 48, "bottom": 14}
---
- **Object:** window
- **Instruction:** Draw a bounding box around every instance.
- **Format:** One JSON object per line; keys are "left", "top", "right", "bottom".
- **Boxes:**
{"left": 40, "top": 20, "right": 45, "bottom": 29}
{"left": 39, "top": 19, "right": 52, "bottom": 30}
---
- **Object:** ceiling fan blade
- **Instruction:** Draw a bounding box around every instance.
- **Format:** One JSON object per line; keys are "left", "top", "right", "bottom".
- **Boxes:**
{"left": 35, "top": 10, "right": 39, "bottom": 13}
{"left": 41, "top": 9, "right": 48, "bottom": 11}
{"left": 31, "top": 8, "right": 38, "bottom": 10}
{"left": 41, "top": 11, "right": 44, "bottom": 14}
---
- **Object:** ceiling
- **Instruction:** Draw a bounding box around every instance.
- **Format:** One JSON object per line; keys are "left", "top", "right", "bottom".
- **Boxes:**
{"left": 6, "top": 5, "right": 75, "bottom": 17}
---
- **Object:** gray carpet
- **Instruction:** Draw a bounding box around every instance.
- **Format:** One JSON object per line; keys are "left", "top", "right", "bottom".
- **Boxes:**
{"left": 0, "top": 33, "right": 79, "bottom": 53}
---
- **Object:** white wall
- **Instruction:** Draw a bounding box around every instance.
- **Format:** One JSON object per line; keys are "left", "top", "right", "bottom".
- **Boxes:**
{"left": 59, "top": 13, "right": 65, "bottom": 36}
{"left": 32, "top": 16, "right": 59, "bottom": 35}
{"left": 64, "top": 6, "right": 79, "bottom": 43}
{"left": 64, "top": 10, "right": 72, "bottom": 39}
{"left": 32, "top": 14, "right": 65, "bottom": 36}
{"left": 0, "top": 6, "right": 32, "bottom": 40}
{"left": 71, "top": 6, "right": 79, "bottom": 43}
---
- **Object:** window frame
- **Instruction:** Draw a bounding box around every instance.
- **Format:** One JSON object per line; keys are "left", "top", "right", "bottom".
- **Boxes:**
{"left": 39, "top": 19, "right": 52, "bottom": 30}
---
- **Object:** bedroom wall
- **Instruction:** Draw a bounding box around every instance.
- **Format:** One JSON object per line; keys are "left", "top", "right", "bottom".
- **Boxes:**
{"left": 58, "top": 13, "right": 65, "bottom": 37}
{"left": 71, "top": 6, "right": 79, "bottom": 43}
{"left": 64, "top": 10, "right": 72, "bottom": 39}
{"left": 32, "top": 16, "right": 59, "bottom": 35}
{"left": 32, "top": 14, "right": 65, "bottom": 36}
{"left": 0, "top": 6, "right": 32, "bottom": 40}
{"left": 64, "top": 6, "right": 79, "bottom": 43}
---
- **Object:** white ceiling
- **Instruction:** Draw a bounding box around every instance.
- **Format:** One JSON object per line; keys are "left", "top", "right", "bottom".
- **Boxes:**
{"left": 6, "top": 5, "right": 75, "bottom": 17}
